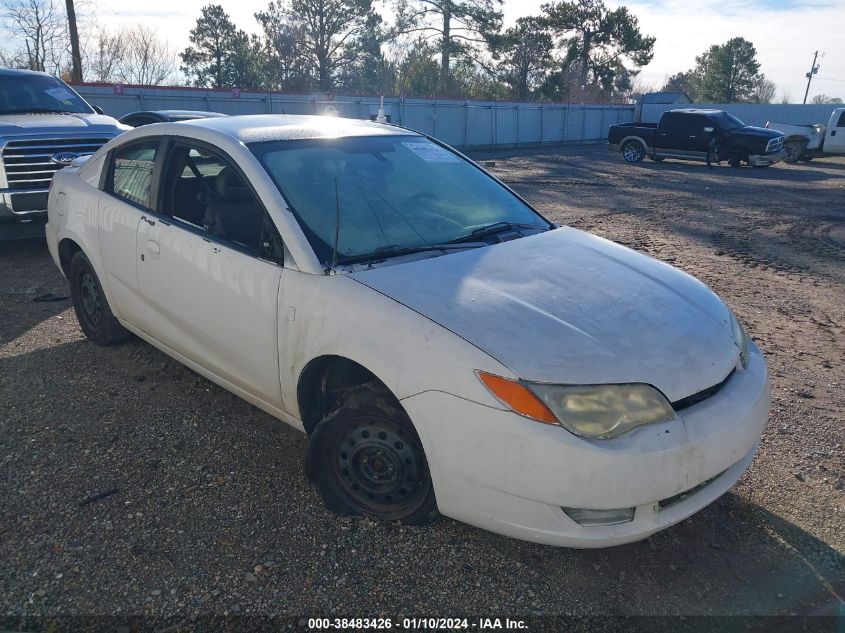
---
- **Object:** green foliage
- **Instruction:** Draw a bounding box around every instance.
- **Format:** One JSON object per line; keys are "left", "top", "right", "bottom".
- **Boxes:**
{"left": 257, "top": 0, "right": 376, "bottom": 92}
{"left": 337, "top": 13, "right": 397, "bottom": 94}
{"left": 395, "top": 0, "right": 503, "bottom": 95}
{"left": 662, "top": 71, "right": 698, "bottom": 101}
{"left": 539, "top": 0, "right": 654, "bottom": 102}
{"left": 180, "top": 5, "right": 256, "bottom": 88}
{"left": 489, "top": 17, "right": 553, "bottom": 100}
{"left": 688, "top": 37, "right": 761, "bottom": 103}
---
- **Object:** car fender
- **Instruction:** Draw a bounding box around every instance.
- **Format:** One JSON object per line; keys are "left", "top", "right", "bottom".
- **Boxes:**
{"left": 47, "top": 168, "right": 109, "bottom": 295}
{"left": 279, "top": 269, "right": 513, "bottom": 423}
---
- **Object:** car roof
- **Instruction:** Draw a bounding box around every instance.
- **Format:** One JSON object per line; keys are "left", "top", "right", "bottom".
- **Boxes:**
{"left": 175, "top": 114, "right": 415, "bottom": 144}
{"left": 669, "top": 108, "right": 727, "bottom": 115}
{"left": 0, "top": 67, "right": 57, "bottom": 78}
{"left": 122, "top": 110, "right": 229, "bottom": 121}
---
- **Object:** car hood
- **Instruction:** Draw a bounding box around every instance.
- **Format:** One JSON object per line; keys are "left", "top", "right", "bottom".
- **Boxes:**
{"left": 734, "top": 125, "right": 782, "bottom": 141}
{"left": 0, "top": 113, "right": 125, "bottom": 136}
{"left": 350, "top": 228, "right": 739, "bottom": 402}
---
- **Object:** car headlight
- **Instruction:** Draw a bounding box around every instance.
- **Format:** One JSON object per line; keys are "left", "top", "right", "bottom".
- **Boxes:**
{"left": 477, "top": 372, "right": 676, "bottom": 439}
{"left": 728, "top": 309, "right": 749, "bottom": 369}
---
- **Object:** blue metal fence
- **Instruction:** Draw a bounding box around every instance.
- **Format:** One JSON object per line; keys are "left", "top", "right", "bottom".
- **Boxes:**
{"left": 72, "top": 84, "right": 636, "bottom": 149}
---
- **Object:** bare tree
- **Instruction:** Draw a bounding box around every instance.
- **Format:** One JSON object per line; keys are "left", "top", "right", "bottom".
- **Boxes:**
{"left": 86, "top": 25, "right": 125, "bottom": 82}
{"left": 0, "top": 0, "right": 68, "bottom": 73}
{"left": 116, "top": 25, "right": 176, "bottom": 85}
{"left": 750, "top": 74, "right": 776, "bottom": 104}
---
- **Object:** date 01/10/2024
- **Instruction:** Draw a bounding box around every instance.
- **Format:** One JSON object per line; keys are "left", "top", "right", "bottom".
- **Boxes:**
{"left": 307, "top": 617, "right": 528, "bottom": 630}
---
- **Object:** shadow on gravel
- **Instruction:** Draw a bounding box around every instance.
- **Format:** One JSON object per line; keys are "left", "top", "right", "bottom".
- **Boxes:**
{"left": 1, "top": 331, "right": 842, "bottom": 616}
{"left": 0, "top": 239, "right": 69, "bottom": 346}
{"left": 490, "top": 494, "right": 844, "bottom": 616}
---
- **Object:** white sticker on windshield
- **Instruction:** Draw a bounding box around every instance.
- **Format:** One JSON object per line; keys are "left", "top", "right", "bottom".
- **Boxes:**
{"left": 45, "top": 87, "right": 76, "bottom": 102}
{"left": 402, "top": 142, "right": 461, "bottom": 163}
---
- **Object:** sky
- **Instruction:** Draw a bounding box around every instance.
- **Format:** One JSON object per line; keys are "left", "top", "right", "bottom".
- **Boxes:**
{"left": 92, "top": 0, "right": 845, "bottom": 101}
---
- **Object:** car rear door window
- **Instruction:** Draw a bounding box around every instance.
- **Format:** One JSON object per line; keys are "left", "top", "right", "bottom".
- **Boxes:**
{"left": 109, "top": 140, "right": 159, "bottom": 209}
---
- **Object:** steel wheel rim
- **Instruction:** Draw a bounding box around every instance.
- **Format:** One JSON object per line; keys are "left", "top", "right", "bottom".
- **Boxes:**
{"left": 333, "top": 418, "right": 429, "bottom": 519}
{"left": 623, "top": 141, "right": 642, "bottom": 162}
{"left": 80, "top": 272, "right": 103, "bottom": 329}
{"left": 785, "top": 144, "right": 800, "bottom": 161}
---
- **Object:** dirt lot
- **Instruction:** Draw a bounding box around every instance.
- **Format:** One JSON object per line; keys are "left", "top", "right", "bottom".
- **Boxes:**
{"left": 1, "top": 146, "right": 843, "bottom": 624}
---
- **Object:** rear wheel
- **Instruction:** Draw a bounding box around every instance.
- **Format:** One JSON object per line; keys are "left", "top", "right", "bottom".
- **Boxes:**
{"left": 69, "top": 251, "right": 131, "bottom": 345}
{"left": 306, "top": 386, "right": 438, "bottom": 525}
{"left": 621, "top": 140, "right": 646, "bottom": 163}
{"left": 784, "top": 141, "right": 804, "bottom": 163}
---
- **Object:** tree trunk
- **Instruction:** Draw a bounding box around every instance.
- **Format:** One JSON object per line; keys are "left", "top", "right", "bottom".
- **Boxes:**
{"left": 579, "top": 30, "right": 591, "bottom": 94}
{"left": 66, "top": 0, "right": 83, "bottom": 83}
{"left": 439, "top": 1, "right": 451, "bottom": 95}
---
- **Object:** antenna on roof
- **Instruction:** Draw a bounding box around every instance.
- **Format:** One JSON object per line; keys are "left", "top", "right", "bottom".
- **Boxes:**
{"left": 329, "top": 177, "right": 341, "bottom": 273}
{"left": 376, "top": 96, "right": 387, "bottom": 124}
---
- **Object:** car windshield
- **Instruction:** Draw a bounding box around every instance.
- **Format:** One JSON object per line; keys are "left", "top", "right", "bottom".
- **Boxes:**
{"left": 250, "top": 134, "right": 550, "bottom": 265}
{"left": 0, "top": 74, "right": 93, "bottom": 115}
{"left": 713, "top": 112, "right": 745, "bottom": 131}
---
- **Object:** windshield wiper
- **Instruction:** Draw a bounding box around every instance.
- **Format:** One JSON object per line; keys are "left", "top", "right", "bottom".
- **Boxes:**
{"left": 448, "top": 221, "right": 549, "bottom": 244}
{"left": 336, "top": 242, "right": 484, "bottom": 265}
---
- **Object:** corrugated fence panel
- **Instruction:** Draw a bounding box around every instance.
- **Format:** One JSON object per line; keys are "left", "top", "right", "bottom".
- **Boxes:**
{"left": 74, "top": 84, "right": 637, "bottom": 148}
{"left": 641, "top": 103, "right": 840, "bottom": 127}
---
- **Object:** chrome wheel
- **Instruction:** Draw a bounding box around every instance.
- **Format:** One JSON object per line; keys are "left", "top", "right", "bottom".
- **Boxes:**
{"left": 622, "top": 140, "right": 645, "bottom": 163}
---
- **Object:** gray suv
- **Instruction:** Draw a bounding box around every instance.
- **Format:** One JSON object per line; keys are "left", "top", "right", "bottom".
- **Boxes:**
{"left": 0, "top": 68, "right": 126, "bottom": 239}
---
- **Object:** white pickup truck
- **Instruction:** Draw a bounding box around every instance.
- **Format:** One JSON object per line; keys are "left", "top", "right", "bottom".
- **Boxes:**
{"left": 765, "top": 107, "right": 845, "bottom": 163}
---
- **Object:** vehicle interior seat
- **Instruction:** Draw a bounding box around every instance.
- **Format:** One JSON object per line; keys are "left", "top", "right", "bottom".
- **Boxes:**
{"left": 203, "top": 167, "right": 263, "bottom": 250}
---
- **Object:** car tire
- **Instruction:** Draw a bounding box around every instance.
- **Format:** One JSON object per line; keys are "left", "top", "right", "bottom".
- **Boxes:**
{"left": 621, "top": 140, "right": 646, "bottom": 163}
{"left": 783, "top": 141, "right": 804, "bottom": 164}
{"left": 306, "top": 385, "right": 438, "bottom": 526}
{"left": 729, "top": 152, "right": 744, "bottom": 168}
{"left": 69, "top": 251, "right": 131, "bottom": 346}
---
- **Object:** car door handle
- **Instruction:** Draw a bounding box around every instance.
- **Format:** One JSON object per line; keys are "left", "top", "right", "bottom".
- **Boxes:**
{"left": 140, "top": 215, "right": 155, "bottom": 226}
{"left": 145, "top": 239, "right": 160, "bottom": 257}
{"left": 832, "top": 130, "right": 837, "bottom": 136}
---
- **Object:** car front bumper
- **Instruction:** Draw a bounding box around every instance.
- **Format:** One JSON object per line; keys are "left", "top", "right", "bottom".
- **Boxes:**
{"left": 748, "top": 149, "right": 787, "bottom": 166}
{"left": 402, "top": 342, "right": 770, "bottom": 548}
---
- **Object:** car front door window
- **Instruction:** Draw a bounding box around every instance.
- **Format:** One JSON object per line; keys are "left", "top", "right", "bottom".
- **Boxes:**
{"left": 162, "top": 144, "right": 268, "bottom": 256}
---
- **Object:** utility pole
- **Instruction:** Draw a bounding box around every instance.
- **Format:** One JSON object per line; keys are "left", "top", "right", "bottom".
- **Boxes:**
{"left": 66, "top": 0, "right": 83, "bottom": 83}
{"left": 802, "top": 50, "right": 820, "bottom": 105}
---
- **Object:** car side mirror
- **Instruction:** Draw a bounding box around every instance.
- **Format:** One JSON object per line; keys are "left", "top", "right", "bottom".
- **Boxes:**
{"left": 93, "top": 105, "right": 104, "bottom": 115}
{"left": 703, "top": 126, "right": 715, "bottom": 134}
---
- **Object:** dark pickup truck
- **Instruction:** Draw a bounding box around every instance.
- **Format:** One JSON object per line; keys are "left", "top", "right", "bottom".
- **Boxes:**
{"left": 608, "top": 108, "right": 786, "bottom": 168}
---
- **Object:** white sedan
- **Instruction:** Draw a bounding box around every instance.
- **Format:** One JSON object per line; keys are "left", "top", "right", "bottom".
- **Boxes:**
{"left": 45, "top": 115, "right": 770, "bottom": 547}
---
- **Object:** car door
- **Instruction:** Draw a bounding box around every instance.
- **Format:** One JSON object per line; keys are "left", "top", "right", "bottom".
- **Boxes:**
{"left": 97, "top": 136, "right": 165, "bottom": 326}
{"left": 824, "top": 110, "right": 845, "bottom": 154}
{"left": 655, "top": 113, "right": 708, "bottom": 159}
{"left": 134, "top": 139, "right": 287, "bottom": 412}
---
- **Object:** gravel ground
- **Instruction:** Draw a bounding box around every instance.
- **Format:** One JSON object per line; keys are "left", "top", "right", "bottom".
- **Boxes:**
{"left": 1, "top": 145, "right": 843, "bottom": 624}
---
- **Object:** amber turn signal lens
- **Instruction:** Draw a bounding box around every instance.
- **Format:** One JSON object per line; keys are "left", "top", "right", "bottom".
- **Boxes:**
{"left": 477, "top": 371, "right": 559, "bottom": 425}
